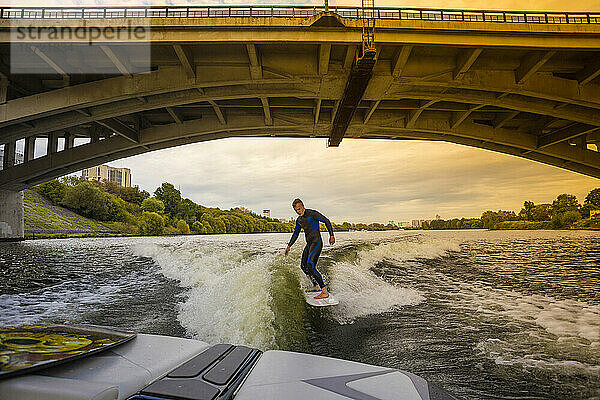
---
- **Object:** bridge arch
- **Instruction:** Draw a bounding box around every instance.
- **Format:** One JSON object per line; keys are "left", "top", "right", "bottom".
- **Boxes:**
{"left": 1, "top": 5, "right": 600, "bottom": 239}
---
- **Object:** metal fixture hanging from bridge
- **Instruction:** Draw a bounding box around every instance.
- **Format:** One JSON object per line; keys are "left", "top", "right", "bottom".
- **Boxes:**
{"left": 361, "top": 0, "right": 376, "bottom": 57}
{"left": 328, "top": 0, "right": 377, "bottom": 147}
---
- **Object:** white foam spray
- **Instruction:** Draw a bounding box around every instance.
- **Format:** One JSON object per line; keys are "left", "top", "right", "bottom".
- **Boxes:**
{"left": 132, "top": 239, "right": 278, "bottom": 350}
{"left": 439, "top": 278, "right": 600, "bottom": 376}
{"left": 326, "top": 236, "right": 460, "bottom": 324}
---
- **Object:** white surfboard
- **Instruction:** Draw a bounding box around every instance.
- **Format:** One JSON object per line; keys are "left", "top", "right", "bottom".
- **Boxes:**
{"left": 303, "top": 290, "right": 339, "bottom": 307}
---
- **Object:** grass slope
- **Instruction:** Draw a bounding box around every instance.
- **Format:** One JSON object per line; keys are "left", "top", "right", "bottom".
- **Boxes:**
{"left": 24, "top": 190, "right": 113, "bottom": 233}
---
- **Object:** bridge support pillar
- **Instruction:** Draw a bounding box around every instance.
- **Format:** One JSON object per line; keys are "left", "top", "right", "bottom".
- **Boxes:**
{"left": 0, "top": 189, "right": 24, "bottom": 242}
{"left": 24, "top": 137, "right": 36, "bottom": 162}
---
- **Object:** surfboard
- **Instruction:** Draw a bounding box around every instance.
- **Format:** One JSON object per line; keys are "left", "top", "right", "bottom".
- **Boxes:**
{"left": 303, "top": 289, "right": 339, "bottom": 307}
{"left": 0, "top": 324, "right": 136, "bottom": 379}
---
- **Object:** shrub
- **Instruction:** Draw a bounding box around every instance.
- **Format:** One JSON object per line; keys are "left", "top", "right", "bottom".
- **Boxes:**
{"left": 551, "top": 210, "right": 582, "bottom": 229}
{"left": 61, "top": 182, "right": 110, "bottom": 220}
{"left": 138, "top": 211, "right": 165, "bottom": 235}
{"left": 105, "top": 194, "right": 130, "bottom": 222}
{"left": 191, "top": 221, "right": 204, "bottom": 233}
{"left": 176, "top": 219, "right": 191, "bottom": 234}
{"left": 163, "top": 226, "right": 180, "bottom": 235}
{"left": 103, "top": 221, "right": 138, "bottom": 235}
{"left": 495, "top": 221, "right": 551, "bottom": 230}
{"left": 551, "top": 194, "right": 580, "bottom": 217}
{"left": 141, "top": 197, "right": 165, "bottom": 214}
{"left": 572, "top": 218, "right": 600, "bottom": 229}
{"left": 34, "top": 179, "right": 67, "bottom": 204}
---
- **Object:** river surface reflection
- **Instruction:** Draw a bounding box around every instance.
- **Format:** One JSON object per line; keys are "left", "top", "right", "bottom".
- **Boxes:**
{"left": 1, "top": 230, "right": 598, "bottom": 399}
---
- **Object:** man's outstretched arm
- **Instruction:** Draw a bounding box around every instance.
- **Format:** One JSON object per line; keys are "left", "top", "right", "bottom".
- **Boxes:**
{"left": 285, "top": 220, "right": 301, "bottom": 256}
{"left": 314, "top": 210, "right": 335, "bottom": 245}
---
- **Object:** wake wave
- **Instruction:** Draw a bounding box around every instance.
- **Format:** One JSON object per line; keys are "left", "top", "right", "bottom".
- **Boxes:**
{"left": 357, "top": 236, "right": 461, "bottom": 266}
{"left": 432, "top": 273, "right": 600, "bottom": 377}
{"left": 132, "top": 234, "right": 458, "bottom": 344}
{"left": 326, "top": 235, "right": 459, "bottom": 324}
{"left": 0, "top": 271, "right": 155, "bottom": 326}
{"left": 132, "top": 240, "right": 281, "bottom": 350}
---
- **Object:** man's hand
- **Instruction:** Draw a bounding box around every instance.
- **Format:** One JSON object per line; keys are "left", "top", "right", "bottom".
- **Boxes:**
{"left": 284, "top": 245, "right": 290, "bottom": 256}
{"left": 329, "top": 236, "right": 335, "bottom": 245}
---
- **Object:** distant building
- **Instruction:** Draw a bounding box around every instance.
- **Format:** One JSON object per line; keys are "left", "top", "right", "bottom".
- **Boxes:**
{"left": 0, "top": 148, "right": 24, "bottom": 170}
{"left": 263, "top": 209, "right": 271, "bottom": 218}
{"left": 399, "top": 221, "right": 411, "bottom": 228}
{"left": 415, "top": 219, "right": 432, "bottom": 227}
{"left": 82, "top": 165, "right": 131, "bottom": 187}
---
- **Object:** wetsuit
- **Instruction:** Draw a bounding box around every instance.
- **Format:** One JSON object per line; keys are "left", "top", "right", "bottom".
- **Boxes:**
{"left": 288, "top": 209, "right": 334, "bottom": 288}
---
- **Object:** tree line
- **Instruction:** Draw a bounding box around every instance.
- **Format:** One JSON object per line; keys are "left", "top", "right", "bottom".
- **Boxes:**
{"left": 420, "top": 189, "right": 600, "bottom": 230}
{"left": 33, "top": 178, "right": 398, "bottom": 236}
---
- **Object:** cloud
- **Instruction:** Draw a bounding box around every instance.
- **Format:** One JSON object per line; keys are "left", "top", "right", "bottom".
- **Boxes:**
{"left": 106, "top": 138, "right": 599, "bottom": 223}
{"left": 6, "top": 0, "right": 597, "bottom": 222}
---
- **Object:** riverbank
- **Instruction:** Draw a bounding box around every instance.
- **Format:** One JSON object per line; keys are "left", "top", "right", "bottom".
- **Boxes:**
{"left": 24, "top": 190, "right": 119, "bottom": 239}
{"left": 23, "top": 187, "right": 600, "bottom": 241}
{"left": 22, "top": 186, "right": 398, "bottom": 239}
{"left": 492, "top": 219, "right": 600, "bottom": 230}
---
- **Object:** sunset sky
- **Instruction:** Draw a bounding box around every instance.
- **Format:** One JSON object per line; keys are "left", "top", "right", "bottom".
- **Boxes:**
{"left": 14, "top": 0, "right": 600, "bottom": 223}
{"left": 102, "top": 138, "right": 598, "bottom": 223}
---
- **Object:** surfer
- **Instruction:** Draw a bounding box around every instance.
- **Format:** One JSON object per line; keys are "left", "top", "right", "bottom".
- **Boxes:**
{"left": 284, "top": 198, "right": 335, "bottom": 299}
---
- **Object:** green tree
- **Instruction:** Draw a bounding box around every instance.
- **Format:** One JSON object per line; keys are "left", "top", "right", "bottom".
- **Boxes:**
{"left": 256, "top": 218, "right": 268, "bottom": 232}
{"left": 123, "top": 186, "right": 150, "bottom": 205}
{"left": 176, "top": 219, "right": 191, "bottom": 234}
{"left": 340, "top": 222, "right": 352, "bottom": 231}
{"left": 154, "top": 183, "right": 182, "bottom": 216}
{"left": 105, "top": 194, "right": 129, "bottom": 222}
{"left": 581, "top": 188, "right": 600, "bottom": 218}
{"left": 552, "top": 210, "right": 582, "bottom": 229}
{"left": 429, "top": 219, "right": 446, "bottom": 230}
{"left": 585, "top": 188, "right": 600, "bottom": 207}
{"left": 519, "top": 201, "right": 535, "bottom": 221}
{"left": 34, "top": 179, "right": 67, "bottom": 204}
{"left": 141, "top": 197, "right": 165, "bottom": 214}
{"left": 212, "top": 217, "right": 227, "bottom": 233}
{"left": 551, "top": 194, "right": 580, "bottom": 216}
{"left": 95, "top": 180, "right": 150, "bottom": 205}
{"left": 550, "top": 194, "right": 582, "bottom": 228}
{"left": 531, "top": 204, "right": 552, "bottom": 221}
{"left": 191, "top": 221, "right": 204, "bottom": 233}
{"left": 200, "top": 213, "right": 215, "bottom": 231}
{"left": 202, "top": 221, "right": 213, "bottom": 234}
{"left": 138, "top": 212, "right": 165, "bottom": 235}
{"left": 60, "top": 176, "right": 86, "bottom": 187}
{"left": 448, "top": 218, "right": 460, "bottom": 229}
{"left": 481, "top": 211, "right": 499, "bottom": 229}
{"left": 497, "top": 210, "right": 518, "bottom": 221}
{"left": 231, "top": 206, "right": 253, "bottom": 215}
{"left": 268, "top": 221, "right": 283, "bottom": 232}
{"left": 175, "top": 198, "right": 198, "bottom": 224}
{"left": 61, "top": 182, "right": 109, "bottom": 220}
{"left": 241, "top": 214, "right": 255, "bottom": 233}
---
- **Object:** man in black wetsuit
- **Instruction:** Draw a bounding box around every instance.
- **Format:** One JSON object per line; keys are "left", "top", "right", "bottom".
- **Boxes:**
{"left": 284, "top": 198, "right": 335, "bottom": 299}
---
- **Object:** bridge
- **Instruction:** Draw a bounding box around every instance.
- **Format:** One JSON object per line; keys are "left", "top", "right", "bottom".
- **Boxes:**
{"left": 1, "top": 5, "right": 600, "bottom": 240}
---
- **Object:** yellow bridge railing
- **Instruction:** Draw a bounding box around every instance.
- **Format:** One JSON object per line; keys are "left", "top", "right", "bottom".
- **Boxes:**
{"left": 0, "top": 5, "right": 598, "bottom": 24}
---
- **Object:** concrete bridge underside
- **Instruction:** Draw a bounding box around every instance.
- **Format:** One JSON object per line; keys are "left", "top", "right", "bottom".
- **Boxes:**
{"left": 1, "top": 10, "right": 600, "bottom": 239}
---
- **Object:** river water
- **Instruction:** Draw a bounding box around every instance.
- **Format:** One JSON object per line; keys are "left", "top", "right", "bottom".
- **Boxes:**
{"left": 0, "top": 230, "right": 598, "bottom": 399}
